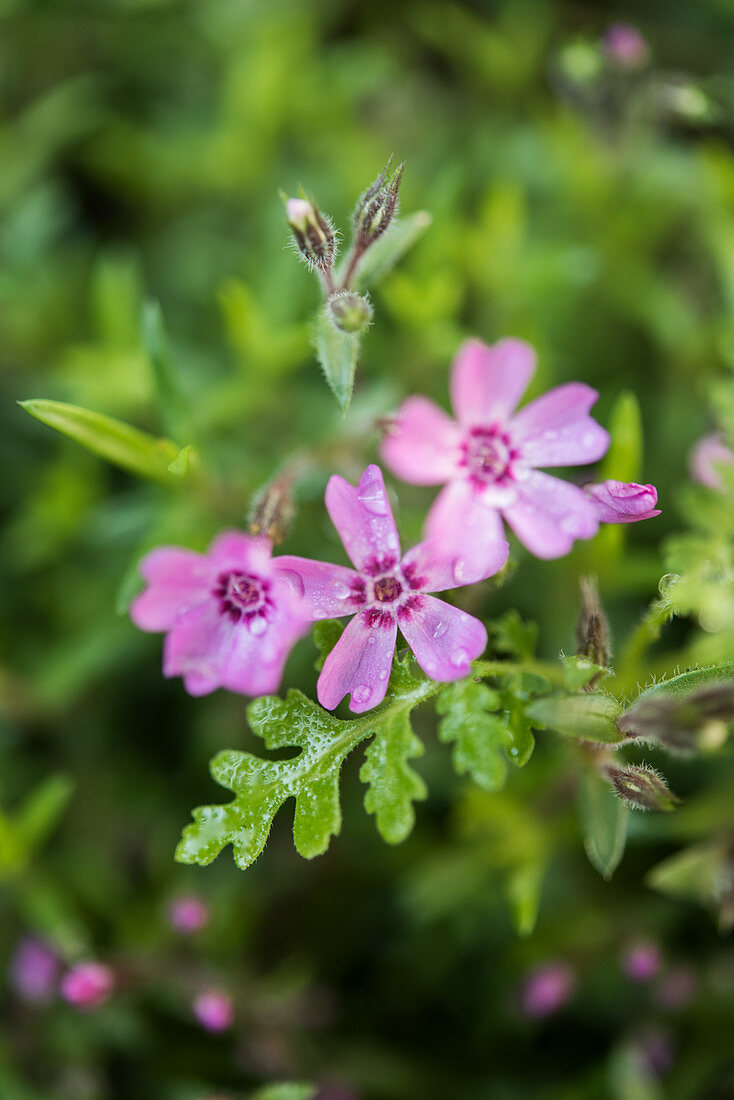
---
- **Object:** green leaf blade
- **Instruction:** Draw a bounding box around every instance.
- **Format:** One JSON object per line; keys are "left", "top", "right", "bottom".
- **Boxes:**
{"left": 354, "top": 211, "right": 432, "bottom": 289}
{"left": 141, "top": 300, "right": 193, "bottom": 442}
{"left": 313, "top": 308, "right": 360, "bottom": 413}
{"left": 579, "top": 770, "right": 629, "bottom": 879}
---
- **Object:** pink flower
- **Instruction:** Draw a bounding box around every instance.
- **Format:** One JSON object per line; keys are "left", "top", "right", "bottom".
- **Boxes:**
{"left": 603, "top": 23, "right": 650, "bottom": 69}
{"left": 622, "top": 940, "right": 662, "bottom": 982}
{"left": 193, "top": 989, "right": 234, "bottom": 1032}
{"left": 9, "top": 937, "right": 59, "bottom": 1004}
{"left": 130, "top": 533, "right": 309, "bottom": 697}
{"left": 167, "top": 894, "right": 210, "bottom": 934}
{"left": 276, "top": 465, "right": 508, "bottom": 713}
{"left": 381, "top": 338, "right": 609, "bottom": 571}
{"left": 60, "top": 961, "right": 114, "bottom": 1010}
{"left": 689, "top": 433, "right": 734, "bottom": 490}
{"left": 584, "top": 479, "right": 660, "bottom": 523}
{"left": 520, "top": 961, "right": 575, "bottom": 1018}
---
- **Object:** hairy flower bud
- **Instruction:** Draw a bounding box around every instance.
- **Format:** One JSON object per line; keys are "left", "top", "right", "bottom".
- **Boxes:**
{"left": 606, "top": 763, "right": 679, "bottom": 813}
{"left": 283, "top": 194, "right": 336, "bottom": 273}
{"left": 617, "top": 683, "right": 734, "bottom": 754}
{"left": 327, "top": 291, "right": 373, "bottom": 334}
{"left": 248, "top": 476, "right": 295, "bottom": 546}
{"left": 576, "top": 576, "right": 610, "bottom": 671}
{"left": 353, "top": 158, "right": 404, "bottom": 249}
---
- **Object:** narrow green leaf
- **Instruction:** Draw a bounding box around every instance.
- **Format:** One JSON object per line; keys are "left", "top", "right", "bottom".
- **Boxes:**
{"left": 313, "top": 307, "right": 360, "bottom": 413}
{"left": 19, "top": 399, "right": 188, "bottom": 484}
{"left": 647, "top": 839, "right": 734, "bottom": 931}
{"left": 600, "top": 391, "right": 643, "bottom": 483}
{"left": 526, "top": 692, "right": 624, "bottom": 743}
{"left": 578, "top": 769, "right": 629, "bottom": 879}
{"left": 505, "top": 860, "right": 545, "bottom": 937}
{"left": 354, "top": 211, "right": 432, "bottom": 289}
{"left": 633, "top": 661, "right": 734, "bottom": 704}
{"left": 141, "top": 300, "right": 193, "bottom": 442}
{"left": 15, "top": 774, "right": 74, "bottom": 851}
{"left": 361, "top": 709, "right": 427, "bottom": 844}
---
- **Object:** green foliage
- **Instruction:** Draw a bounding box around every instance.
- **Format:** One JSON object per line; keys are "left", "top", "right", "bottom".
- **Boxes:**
{"left": 312, "top": 307, "right": 360, "bottom": 414}
{"left": 19, "top": 399, "right": 192, "bottom": 484}
{"left": 437, "top": 679, "right": 534, "bottom": 792}
{"left": 578, "top": 769, "right": 629, "bottom": 880}
{"left": 250, "top": 1084, "right": 317, "bottom": 1100}
{"left": 353, "top": 211, "right": 433, "bottom": 290}
{"left": 647, "top": 839, "right": 734, "bottom": 932}
{"left": 525, "top": 692, "right": 625, "bottom": 743}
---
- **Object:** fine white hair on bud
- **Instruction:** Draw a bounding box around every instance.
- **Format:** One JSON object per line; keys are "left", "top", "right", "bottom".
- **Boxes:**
{"left": 281, "top": 192, "right": 337, "bottom": 273}
{"left": 327, "top": 290, "right": 373, "bottom": 335}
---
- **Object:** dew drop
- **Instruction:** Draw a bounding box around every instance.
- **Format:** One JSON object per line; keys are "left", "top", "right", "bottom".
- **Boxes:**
{"left": 452, "top": 559, "right": 467, "bottom": 584}
{"left": 367, "top": 635, "right": 377, "bottom": 645}
{"left": 450, "top": 647, "right": 469, "bottom": 668}
{"left": 359, "top": 490, "right": 389, "bottom": 516}
{"left": 432, "top": 621, "right": 448, "bottom": 640}
{"left": 560, "top": 515, "right": 582, "bottom": 536}
{"left": 313, "top": 606, "right": 326, "bottom": 617}
{"left": 352, "top": 684, "right": 372, "bottom": 705}
{"left": 378, "top": 669, "right": 389, "bottom": 681}
{"left": 331, "top": 582, "right": 350, "bottom": 599}
{"left": 249, "top": 615, "right": 267, "bottom": 636}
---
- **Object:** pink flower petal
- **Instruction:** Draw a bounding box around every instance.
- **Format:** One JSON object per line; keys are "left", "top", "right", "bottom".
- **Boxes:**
{"left": 424, "top": 481, "right": 509, "bottom": 584}
{"left": 163, "top": 601, "right": 238, "bottom": 695}
{"left": 689, "top": 433, "right": 734, "bottom": 490}
{"left": 325, "top": 465, "right": 401, "bottom": 575}
{"left": 401, "top": 531, "right": 508, "bottom": 593}
{"left": 585, "top": 480, "right": 660, "bottom": 523}
{"left": 130, "top": 548, "right": 214, "bottom": 631}
{"left": 510, "top": 383, "right": 609, "bottom": 466}
{"left": 503, "top": 471, "right": 599, "bottom": 558}
{"left": 398, "top": 595, "right": 487, "bottom": 680}
{"left": 274, "top": 556, "right": 364, "bottom": 619}
{"left": 317, "top": 610, "right": 397, "bottom": 713}
{"left": 380, "top": 396, "right": 462, "bottom": 484}
{"left": 450, "top": 338, "right": 536, "bottom": 426}
{"left": 209, "top": 531, "right": 272, "bottom": 573}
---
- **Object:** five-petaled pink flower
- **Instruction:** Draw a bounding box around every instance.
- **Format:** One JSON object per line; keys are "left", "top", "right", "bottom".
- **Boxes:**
{"left": 276, "top": 465, "right": 508, "bottom": 713}
{"left": 130, "top": 533, "right": 308, "bottom": 697}
{"left": 585, "top": 479, "right": 660, "bottom": 523}
{"left": 381, "top": 338, "right": 611, "bottom": 572}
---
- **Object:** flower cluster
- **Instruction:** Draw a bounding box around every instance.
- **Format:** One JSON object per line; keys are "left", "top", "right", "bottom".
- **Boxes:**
{"left": 131, "top": 337, "right": 659, "bottom": 713}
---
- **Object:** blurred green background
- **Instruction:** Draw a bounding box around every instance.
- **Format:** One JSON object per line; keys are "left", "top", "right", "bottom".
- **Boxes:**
{"left": 3, "top": 0, "right": 734, "bottom": 1097}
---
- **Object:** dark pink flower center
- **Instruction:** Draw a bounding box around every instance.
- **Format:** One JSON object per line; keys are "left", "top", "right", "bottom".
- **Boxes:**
{"left": 373, "top": 575, "right": 402, "bottom": 603}
{"left": 214, "top": 571, "right": 268, "bottom": 622}
{"left": 463, "top": 426, "right": 516, "bottom": 485}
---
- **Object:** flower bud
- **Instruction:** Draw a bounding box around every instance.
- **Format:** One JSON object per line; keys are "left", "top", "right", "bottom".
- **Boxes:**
{"left": 689, "top": 433, "right": 734, "bottom": 490}
{"left": 9, "top": 937, "right": 59, "bottom": 1004}
{"left": 576, "top": 576, "right": 610, "bottom": 671}
{"left": 283, "top": 194, "right": 336, "bottom": 272}
{"left": 607, "top": 763, "right": 679, "bottom": 812}
{"left": 248, "top": 477, "right": 295, "bottom": 546}
{"left": 520, "top": 962, "right": 575, "bottom": 1018}
{"left": 584, "top": 480, "right": 660, "bottom": 523}
{"left": 617, "top": 683, "right": 734, "bottom": 754}
{"left": 193, "top": 988, "right": 233, "bottom": 1032}
{"left": 353, "top": 158, "right": 404, "bottom": 249}
{"left": 167, "top": 894, "right": 209, "bottom": 935}
{"left": 60, "top": 961, "right": 114, "bottom": 1010}
{"left": 327, "top": 291, "right": 373, "bottom": 335}
{"left": 602, "top": 23, "right": 650, "bottom": 69}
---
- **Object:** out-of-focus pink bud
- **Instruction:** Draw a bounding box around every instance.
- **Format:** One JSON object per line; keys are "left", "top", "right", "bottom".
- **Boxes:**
{"left": 60, "top": 962, "right": 114, "bottom": 1010}
{"left": 689, "top": 433, "right": 734, "bottom": 490}
{"left": 9, "top": 937, "right": 59, "bottom": 1004}
{"left": 603, "top": 23, "right": 650, "bottom": 68}
{"left": 520, "top": 962, "right": 575, "bottom": 1018}
{"left": 167, "top": 894, "right": 210, "bottom": 934}
{"left": 654, "top": 965, "right": 699, "bottom": 1010}
{"left": 193, "top": 989, "right": 234, "bottom": 1032}
{"left": 584, "top": 480, "right": 660, "bottom": 523}
{"left": 622, "top": 940, "right": 662, "bottom": 982}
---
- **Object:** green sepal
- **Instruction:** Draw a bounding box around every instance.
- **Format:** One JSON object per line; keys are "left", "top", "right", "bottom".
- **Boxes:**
{"left": 525, "top": 692, "right": 625, "bottom": 743}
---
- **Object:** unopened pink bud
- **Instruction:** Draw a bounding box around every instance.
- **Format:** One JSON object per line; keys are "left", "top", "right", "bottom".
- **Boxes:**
{"left": 603, "top": 23, "right": 650, "bottom": 68}
{"left": 521, "top": 962, "right": 575, "bottom": 1018}
{"left": 60, "top": 961, "right": 114, "bottom": 1010}
{"left": 285, "top": 198, "right": 313, "bottom": 229}
{"left": 622, "top": 940, "right": 661, "bottom": 982}
{"left": 9, "top": 937, "right": 59, "bottom": 1004}
{"left": 689, "top": 433, "right": 734, "bottom": 490}
{"left": 585, "top": 480, "right": 660, "bottom": 523}
{"left": 167, "top": 894, "right": 210, "bottom": 934}
{"left": 193, "top": 989, "right": 233, "bottom": 1032}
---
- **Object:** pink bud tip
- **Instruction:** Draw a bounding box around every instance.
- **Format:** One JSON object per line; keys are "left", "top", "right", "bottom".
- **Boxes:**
{"left": 60, "top": 962, "right": 114, "bottom": 1010}
{"left": 193, "top": 989, "right": 234, "bottom": 1032}
{"left": 603, "top": 23, "right": 650, "bottom": 68}
{"left": 521, "top": 962, "right": 575, "bottom": 1018}
{"left": 9, "top": 937, "right": 59, "bottom": 1004}
{"left": 286, "top": 198, "right": 313, "bottom": 226}
{"left": 622, "top": 940, "right": 661, "bottom": 982}
{"left": 167, "top": 894, "right": 210, "bottom": 934}
{"left": 585, "top": 479, "right": 660, "bottom": 523}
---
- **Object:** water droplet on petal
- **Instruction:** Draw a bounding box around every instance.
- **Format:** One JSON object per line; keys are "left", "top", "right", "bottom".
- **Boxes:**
{"left": 359, "top": 490, "right": 389, "bottom": 516}
{"left": 378, "top": 669, "right": 389, "bottom": 681}
{"left": 249, "top": 615, "right": 267, "bottom": 636}
{"left": 433, "top": 621, "right": 448, "bottom": 640}
{"left": 452, "top": 559, "right": 467, "bottom": 584}
{"left": 450, "top": 647, "right": 469, "bottom": 668}
{"left": 367, "top": 635, "right": 376, "bottom": 645}
{"left": 352, "top": 684, "right": 372, "bottom": 705}
{"left": 313, "top": 606, "right": 326, "bottom": 617}
{"left": 332, "top": 582, "right": 350, "bottom": 599}
{"left": 560, "top": 515, "right": 582, "bottom": 536}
